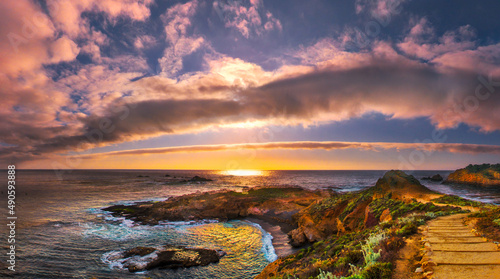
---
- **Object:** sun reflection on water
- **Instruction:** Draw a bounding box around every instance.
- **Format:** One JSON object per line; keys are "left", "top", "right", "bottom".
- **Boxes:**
{"left": 221, "top": 170, "right": 265, "bottom": 176}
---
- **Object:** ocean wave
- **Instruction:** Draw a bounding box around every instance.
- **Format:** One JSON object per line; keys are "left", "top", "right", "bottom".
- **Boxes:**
{"left": 244, "top": 221, "right": 278, "bottom": 262}
{"left": 81, "top": 221, "right": 153, "bottom": 241}
{"left": 101, "top": 249, "right": 158, "bottom": 272}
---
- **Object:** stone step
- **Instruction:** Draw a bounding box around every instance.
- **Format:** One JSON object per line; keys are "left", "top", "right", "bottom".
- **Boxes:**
{"left": 426, "top": 236, "right": 486, "bottom": 243}
{"left": 433, "top": 264, "right": 500, "bottom": 279}
{"left": 431, "top": 242, "right": 499, "bottom": 252}
{"left": 429, "top": 222, "right": 466, "bottom": 226}
{"left": 429, "top": 226, "right": 470, "bottom": 229}
{"left": 425, "top": 230, "right": 475, "bottom": 236}
{"left": 432, "top": 251, "right": 500, "bottom": 265}
{"left": 426, "top": 232, "right": 476, "bottom": 237}
{"left": 428, "top": 225, "right": 467, "bottom": 228}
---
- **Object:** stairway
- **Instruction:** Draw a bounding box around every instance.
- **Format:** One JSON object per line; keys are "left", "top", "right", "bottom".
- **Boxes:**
{"left": 421, "top": 214, "right": 500, "bottom": 279}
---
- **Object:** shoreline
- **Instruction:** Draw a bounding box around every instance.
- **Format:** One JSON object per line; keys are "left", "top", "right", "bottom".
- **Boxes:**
{"left": 245, "top": 216, "right": 300, "bottom": 258}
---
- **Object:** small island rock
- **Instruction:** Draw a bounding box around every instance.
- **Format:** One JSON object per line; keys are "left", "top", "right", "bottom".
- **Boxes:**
{"left": 422, "top": 174, "right": 443, "bottom": 182}
{"left": 109, "top": 245, "right": 225, "bottom": 272}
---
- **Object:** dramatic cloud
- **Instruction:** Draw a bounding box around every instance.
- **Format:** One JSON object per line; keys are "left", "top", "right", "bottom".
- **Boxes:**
{"left": 0, "top": 0, "right": 499, "bottom": 167}
{"left": 84, "top": 141, "right": 500, "bottom": 157}
{"left": 3, "top": 39, "right": 500, "bottom": 161}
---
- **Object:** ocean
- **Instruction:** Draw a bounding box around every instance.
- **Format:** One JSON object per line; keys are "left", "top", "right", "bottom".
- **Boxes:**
{"left": 1, "top": 169, "right": 499, "bottom": 278}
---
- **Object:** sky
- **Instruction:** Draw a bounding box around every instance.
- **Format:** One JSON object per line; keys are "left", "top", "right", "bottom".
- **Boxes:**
{"left": 1, "top": 0, "right": 500, "bottom": 171}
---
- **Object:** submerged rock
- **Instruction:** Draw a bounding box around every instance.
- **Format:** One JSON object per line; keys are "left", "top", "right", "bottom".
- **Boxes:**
{"left": 178, "top": 176, "right": 214, "bottom": 183}
{"left": 189, "top": 175, "right": 213, "bottom": 182}
{"left": 111, "top": 245, "right": 225, "bottom": 272}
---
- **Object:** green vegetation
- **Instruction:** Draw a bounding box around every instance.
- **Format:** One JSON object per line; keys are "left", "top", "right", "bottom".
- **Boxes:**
{"left": 338, "top": 193, "right": 372, "bottom": 221}
{"left": 267, "top": 193, "right": 466, "bottom": 279}
{"left": 465, "top": 163, "right": 500, "bottom": 173}
{"left": 469, "top": 206, "right": 500, "bottom": 242}
{"left": 370, "top": 197, "right": 443, "bottom": 219}
{"left": 431, "top": 195, "right": 484, "bottom": 207}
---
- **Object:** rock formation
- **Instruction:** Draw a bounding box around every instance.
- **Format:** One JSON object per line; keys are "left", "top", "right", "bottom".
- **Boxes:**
{"left": 371, "top": 170, "right": 438, "bottom": 201}
{"left": 104, "top": 187, "right": 328, "bottom": 233}
{"left": 422, "top": 174, "right": 443, "bottom": 181}
{"left": 444, "top": 164, "right": 500, "bottom": 186}
{"left": 107, "top": 245, "right": 225, "bottom": 272}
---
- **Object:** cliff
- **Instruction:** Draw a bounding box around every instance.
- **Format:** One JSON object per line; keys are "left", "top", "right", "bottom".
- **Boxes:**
{"left": 444, "top": 164, "right": 500, "bottom": 186}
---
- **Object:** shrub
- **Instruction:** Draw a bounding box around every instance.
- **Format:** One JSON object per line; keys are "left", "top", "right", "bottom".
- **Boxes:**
{"left": 360, "top": 262, "right": 392, "bottom": 279}
{"left": 396, "top": 221, "right": 418, "bottom": 237}
{"left": 431, "top": 195, "right": 483, "bottom": 207}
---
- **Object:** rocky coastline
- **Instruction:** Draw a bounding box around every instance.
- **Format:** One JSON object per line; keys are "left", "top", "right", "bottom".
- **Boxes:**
{"left": 101, "top": 168, "right": 500, "bottom": 278}
{"left": 444, "top": 164, "right": 500, "bottom": 186}
{"left": 103, "top": 170, "right": 475, "bottom": 277}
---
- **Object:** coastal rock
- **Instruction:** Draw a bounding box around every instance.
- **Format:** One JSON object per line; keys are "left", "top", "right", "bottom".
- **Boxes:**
{"left": 343, "top": 197, "right": 373, "bottom": 231}
{"left": 288, "top": 199, "right": 348, "bottom": 246}
{"left": 110, "top": 245, "right": 225, "bottom": 272}
{"left": 379, "top": 208, "right": 392, "bottom": 222}
{"left": 372, "top": 170, "right": 437, "bottom": 201}
{"left": 123, "top": 247, "right": 156, "bottom": 257}
{"left": 364, "top": 205, "right": 378, "bottom": 228}
{"left": 444, "top": 164, "right": 500, "bottom": 186}
{"left": 422, "top": 174, "right": 443, "bottom": 182}
{"left": 288, "top": 227, "right": 307, "bottom": 247}
{"left": 104, "top": 187, "right": 328, "bottom": 242}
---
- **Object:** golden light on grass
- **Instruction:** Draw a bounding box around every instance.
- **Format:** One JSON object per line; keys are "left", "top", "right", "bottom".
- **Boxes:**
{"left": 221, "top": 169, "right": 265, "bottom": 176}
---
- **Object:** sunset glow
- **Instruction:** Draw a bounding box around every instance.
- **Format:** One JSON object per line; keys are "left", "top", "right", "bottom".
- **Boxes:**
{"left": 222, "top": 170, "right": 265, "bottom": 176}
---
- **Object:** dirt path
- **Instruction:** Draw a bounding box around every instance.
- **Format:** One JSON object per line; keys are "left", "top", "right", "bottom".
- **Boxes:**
{"left": 420, "top": 213, "right": 500, "bottom": 279}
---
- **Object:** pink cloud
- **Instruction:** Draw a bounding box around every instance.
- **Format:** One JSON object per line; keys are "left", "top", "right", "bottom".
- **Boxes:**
{"left": 0, "top": 0, "right": 56, "bottom": 75}
{"left": 134, "top": 35, "right": 157, "bottom": 49}
{"left": 3, "top": 36, "right": 500, "bottom": 161}
{"left": 158, "top": 0, "right": 206, "bottom": 76}
{"left": 49, "top": 36, "right": 80, "bottom": 64}
{"left": 431, "top": 44, "right": 500, "bottom": 76}
{"left": 47, "top": 0, "right": 153, "bottom": 38}
{"left": 216, "top": 0, "right": 282, "bottom": 38}
{"left": 398, "top": 19, "right": 476, "bottom": 60}
{"left": 1, "top": 2, "right": 499, "bottom": 164}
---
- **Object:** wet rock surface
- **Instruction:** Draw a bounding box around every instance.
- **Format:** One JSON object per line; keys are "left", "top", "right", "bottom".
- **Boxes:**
{"left": 108, "top": 245, "right": 225, "bottom": 272}
{"left": 103, "top": 186, "right": 329, "bottom": 239}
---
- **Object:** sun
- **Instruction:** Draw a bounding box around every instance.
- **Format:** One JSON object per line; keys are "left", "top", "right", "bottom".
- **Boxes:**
{"left": 222, "top": 169, "right": 264, "bottom": 176}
